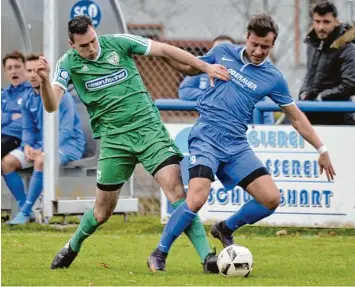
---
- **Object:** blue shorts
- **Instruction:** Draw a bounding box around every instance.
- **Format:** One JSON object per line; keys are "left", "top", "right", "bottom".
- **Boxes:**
{"left": 188, "top": 121, "right": 268, "bottom": 189}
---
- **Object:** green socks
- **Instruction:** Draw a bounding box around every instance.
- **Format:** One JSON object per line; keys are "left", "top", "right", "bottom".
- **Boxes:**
{"left": 69, "top": 208, "right": 101, "bottom": 252}
{"left": 69, "top": 201, "right": 212, "bottom": 262}
{"left": 172, "top": 199, "right": 211, "bottom": 262}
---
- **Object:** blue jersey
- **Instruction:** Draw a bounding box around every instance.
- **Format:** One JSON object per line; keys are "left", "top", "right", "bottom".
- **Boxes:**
{"left": 1, "top": 81, "right": 32, "bottom": 139}
{"left": 179, "top": 73, "right": 274, "bottom": 124}
{"left": 197, "top": 43, "right": 294, "bottom": 136}
{"left": 21, "top": 91, "right": 85, "bottom": 158}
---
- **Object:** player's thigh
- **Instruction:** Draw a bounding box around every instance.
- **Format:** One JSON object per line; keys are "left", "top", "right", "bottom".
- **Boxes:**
{"left": 97, "top": 135, "right": 137, "bottom": 186}
{"left": 218, "top": 148, "right": 279, "bottom": 208}
{"left": 246, "top": 174, "right": 280, "bottom": 209}
{"left": 1, "top": 153, "right": 22, "bottom": 173}
{"left": 186, "top": 137, "right": 220, "bottom": 211}
{"left": 4, "top": 148, "right": 33, "bottom": 171}
{"left": 136, "top": 122, "right": 183, "bottom": 176}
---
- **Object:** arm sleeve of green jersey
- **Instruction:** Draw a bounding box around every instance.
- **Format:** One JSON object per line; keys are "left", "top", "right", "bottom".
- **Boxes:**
{"left": 113, "top": 34, "right": 152, "bottom": 56}
{"left": 52, "top": 54, "right": 71, "bottom": 91}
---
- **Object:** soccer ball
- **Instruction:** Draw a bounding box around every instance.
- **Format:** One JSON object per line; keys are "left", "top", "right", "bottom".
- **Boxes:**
{"left": 217, "top": 244, "right": 253, "bottom": 277}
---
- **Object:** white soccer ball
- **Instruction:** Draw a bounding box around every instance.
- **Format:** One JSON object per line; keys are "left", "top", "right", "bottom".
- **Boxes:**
{"left": 217, "top": 244, "right": 253, "bottom": 277}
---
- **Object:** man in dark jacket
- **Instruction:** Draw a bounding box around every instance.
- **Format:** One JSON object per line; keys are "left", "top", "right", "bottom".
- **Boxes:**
{"left": 299, "top": 1, "right": 355, "bottom": 125}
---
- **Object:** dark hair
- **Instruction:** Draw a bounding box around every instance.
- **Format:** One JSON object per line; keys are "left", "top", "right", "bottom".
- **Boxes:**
{"left": 312, "top": 1, "right": 338, "bottom": 18}
{"left": 2, "top": 50, "right": 25, "bottom": 67}
{"left": 68, "top": 15, "right": 93, "bottom": 42}
{"left": 212, "top": 35, "right": 236, "bottom": 45}
{"left": 26, "top": 53, "right": 42, "bottom": 62}
{"left": 247, "top": 14, "right": 279, "bottom": 43}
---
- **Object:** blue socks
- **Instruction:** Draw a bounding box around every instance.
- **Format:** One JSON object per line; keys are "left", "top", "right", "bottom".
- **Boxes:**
{"left": 21, "top": 171, "right": 43, "bottom": 216}
{"left": 3, "top": 172, "right": 26, "bottom": 208}
{"left": 225, "top": 199, "right": 275, "bottom": 231}
{"left": 158, "top": 201, "right": 196, "bottom": 253}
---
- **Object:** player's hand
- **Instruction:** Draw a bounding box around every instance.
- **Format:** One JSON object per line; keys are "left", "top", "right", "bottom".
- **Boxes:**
{"left": 206, "top": 64, "right": 230, "bottom": 87}
{"left": 318, "top": 152, "right": 336, "bottom": 181}
{"left": 24, "top": 145, "right": 34, "bottom": 161}
{"left": 30, "top": 149, "right": 43, "bottom": 160}
{"left": 36, "top": 56, "right": 51, "bottom": 83}
{"left": 11, "top": 113, "right": 22, "bottom": 120}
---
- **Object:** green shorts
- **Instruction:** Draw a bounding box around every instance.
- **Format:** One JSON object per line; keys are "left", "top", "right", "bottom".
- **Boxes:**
{"left": 97, "top": 122, "right": 183, "bottom": 185}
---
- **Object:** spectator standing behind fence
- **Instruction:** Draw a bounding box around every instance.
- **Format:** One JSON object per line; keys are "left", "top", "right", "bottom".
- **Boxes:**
{"left": 1, "top": 51, "right": 32, "bottom": 158}
{"left": 179, "top": 36, "right": 274, "bottom": 124}
{"left": 1, "top": 53, "right": 86, "bottom": 225}
{"left": 299, "top": 1, "right": 355, "bottom": 125}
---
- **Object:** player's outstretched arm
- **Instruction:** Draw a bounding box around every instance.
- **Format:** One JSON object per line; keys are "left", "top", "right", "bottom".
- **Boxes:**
{"left": 282, "top": 104, "right": 336, "bottom": 181}
{"left": 149, "top": 41, "right": 229, "bottom": 86}
{"left": 162, "top": 58, "right": 200, "bottom": 76}
{"left": 36, "top": 56, "right": 64, "bottom": 113}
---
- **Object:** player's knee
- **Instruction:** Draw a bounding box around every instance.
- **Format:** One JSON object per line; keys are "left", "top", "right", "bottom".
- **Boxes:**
{"left": 93, "top": 208, "right": 112, "bottom": 224}
{"left": 1, "top": 156, "right": 18, "bottom": 174}
{"left": 34, "top": 156, "right": 44, "bottom": 171}
{"left": 264, "top": 190, "right": 280, "bottom": 210}
{"left": 186, "top": 196, "right": 206, "bottom": 212}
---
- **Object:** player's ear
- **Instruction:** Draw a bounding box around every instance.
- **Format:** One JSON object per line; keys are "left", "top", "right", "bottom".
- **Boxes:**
{"left": 68, "top": 39, "right": 75, "bottom": 48}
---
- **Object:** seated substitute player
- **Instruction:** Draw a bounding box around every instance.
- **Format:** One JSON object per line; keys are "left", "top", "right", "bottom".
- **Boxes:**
{"left": 2, "top": 51, "right": 32, "bottom": 159}
{"left": 1, "top": 51, "right": 32, "bottom": 213}
{"left": 35, "top": 15, "right": 229, "bottom": 272}
{"left": 1, "top": 53, "right": 85, "bottom": 225}
{"left": 148, "top": 14, "right": 336, "bottom": 271}
{"left": 179, "top": 35, "right": 274, "bottom": 124}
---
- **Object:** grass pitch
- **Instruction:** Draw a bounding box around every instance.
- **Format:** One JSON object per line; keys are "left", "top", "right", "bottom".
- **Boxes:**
{"left": 2, "top": 215, "right": 355, "bottom": 286}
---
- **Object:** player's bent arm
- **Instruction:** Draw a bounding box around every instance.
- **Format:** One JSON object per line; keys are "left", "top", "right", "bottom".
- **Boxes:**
{"left": 40, "top": 79, "right": 64, "bottom": 113}
{"left": 149, "top": 41, "right": 209, "bottom": 75}
{"left": 163, "top": 58, "right": 201, "bottom": 76}
{"left": 281, "top": 104, "right": 324, "bottom": 150}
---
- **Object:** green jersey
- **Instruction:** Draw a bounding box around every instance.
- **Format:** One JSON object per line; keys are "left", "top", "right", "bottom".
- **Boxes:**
{"left": 53, "top": 34, "right": 161, "bottom": 138}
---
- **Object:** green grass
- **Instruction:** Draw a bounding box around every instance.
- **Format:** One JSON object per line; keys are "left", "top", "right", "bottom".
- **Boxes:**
{"left": 2, "top": 215, "right": 355, "bottom": 286}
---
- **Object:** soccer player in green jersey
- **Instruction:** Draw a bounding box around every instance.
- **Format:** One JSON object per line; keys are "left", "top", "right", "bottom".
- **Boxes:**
{"left": 35, "top": 15, "right": 229, "bottom": 273}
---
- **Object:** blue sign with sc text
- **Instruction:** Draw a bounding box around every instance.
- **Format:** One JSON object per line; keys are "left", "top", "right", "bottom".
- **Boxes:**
{"left": 70, "top": 0, "right": 102, "bottom": 28}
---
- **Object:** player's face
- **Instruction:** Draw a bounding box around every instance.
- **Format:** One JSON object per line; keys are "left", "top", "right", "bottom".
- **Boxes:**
{"left": 245, "top": 32, "right": 274, "bottom": 64}
{"left": 69, "top": 26, "right": 99, "bottom": 60}
{"left": 4, "top": 58, "right": 27, "bottom": 87}
{"left": 25, "top": 60, "right": 41, "bottom": 89}
{"left": 312, "top": 12, "right": 338, "bottom": 40}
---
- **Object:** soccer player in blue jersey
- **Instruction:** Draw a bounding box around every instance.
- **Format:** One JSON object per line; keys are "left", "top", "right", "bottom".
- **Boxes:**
{"left": 179, "top": 35, "right": 274, "bottom": 124}
{"left": 147, "top": 14, "right": 336, "bottom": 272}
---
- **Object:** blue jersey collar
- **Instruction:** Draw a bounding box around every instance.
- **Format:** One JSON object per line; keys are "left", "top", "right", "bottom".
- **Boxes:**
{"left": 6, "top": 81, "right": 31, "bottom": 93}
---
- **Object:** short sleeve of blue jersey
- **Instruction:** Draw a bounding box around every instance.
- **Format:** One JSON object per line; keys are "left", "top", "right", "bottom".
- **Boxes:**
{"left": 269, "top": 75, "right": 295, "bottom": 107}
{"left": 197, "top": 46, "right": 220, "bottom": 64}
